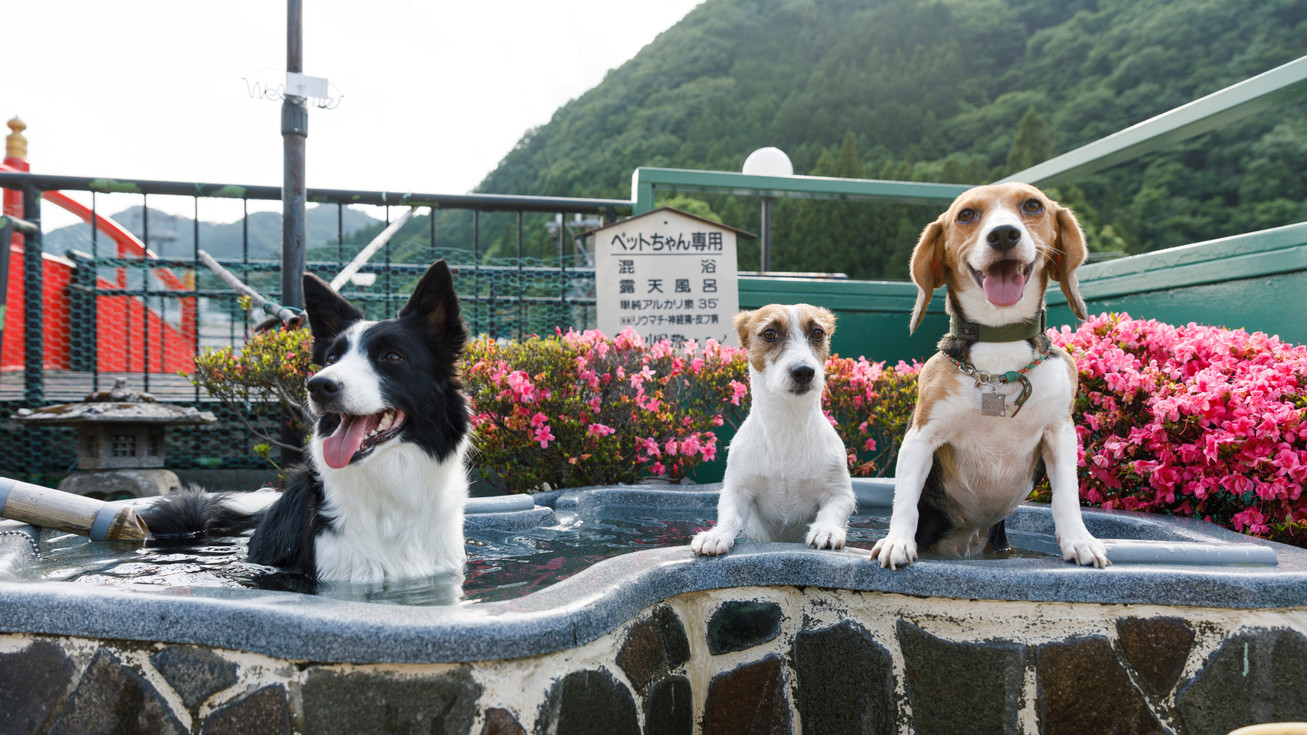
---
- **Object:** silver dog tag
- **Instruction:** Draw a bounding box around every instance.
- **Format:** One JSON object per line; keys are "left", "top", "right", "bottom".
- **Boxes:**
{"left": 981, "top": 390, "right": 1006, "bottom": 417}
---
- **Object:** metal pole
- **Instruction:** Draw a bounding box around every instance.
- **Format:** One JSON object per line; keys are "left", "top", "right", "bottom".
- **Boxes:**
{"left": 0, "top": 213, "right": 36, "bottom": 365}
{"left": 760, "top": 197, "right": 773, "bottom": 272}
{"left": 516, "top": 211, "right": 523, "bottom": 340}
{"left": 281, "top": 0, "right": 307, "bottom": 468}
{"left": 197, "top": 250, "right": 304, "bottom": 326}
{"left": 281, "top": 0, "right": 307, "bottom": 310}
{"left": 21, "top": 184, "right": 42, "bottom": 406}
{"left": 142, "top": 195, "right": 151, "bottom": 391}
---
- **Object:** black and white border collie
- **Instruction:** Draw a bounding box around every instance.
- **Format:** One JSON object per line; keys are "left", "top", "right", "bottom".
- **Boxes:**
{"left": 145, "top": 260, "right": 471, "bottom": 584}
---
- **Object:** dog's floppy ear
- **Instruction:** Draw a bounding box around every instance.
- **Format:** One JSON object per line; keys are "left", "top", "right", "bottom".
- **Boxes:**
{"left": 1051, "top": 205, "right": 1089, "bottom": 321}
{"left": 399, "top": 259, "right": 468, "bottom": 348}
{"left": 733, "top": 310, "right": 754, "bottom": 348}
{"left": 303, "top": 272, "right": 364, "bottom": 354}
{"left": 909, "top": 218, "right": 946, "bottom": 334}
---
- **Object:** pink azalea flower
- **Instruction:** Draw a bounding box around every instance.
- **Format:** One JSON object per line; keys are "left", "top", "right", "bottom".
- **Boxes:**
{"left": 533, "top": 424, "right": 555, "bottom": 449}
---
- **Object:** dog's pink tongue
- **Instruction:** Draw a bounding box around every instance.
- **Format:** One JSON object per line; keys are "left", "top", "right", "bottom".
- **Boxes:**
{"left": 983, "top": 261, "right": 1026, "bottom": 306}
{"left": 322, "top": 415, "right": 375, "bottom": 469}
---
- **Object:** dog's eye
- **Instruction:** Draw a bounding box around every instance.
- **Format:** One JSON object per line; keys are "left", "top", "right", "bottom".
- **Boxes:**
{"left": 957, "top": 208, "right": 978, "bottom": 223}
{"left": 324, "top": 353, "right": 340, "bottom": 365}
{"left": 762, "top": 328, "right": 779, "bottom": 342}
{"left": 382, "top": 351, "right": 406, "bottom": 363}
{"left": 809, "top": 328, "right": 825, "bottom": 342}
{"left": 1022, "top": 198, "right": 1044, "bottom": 214}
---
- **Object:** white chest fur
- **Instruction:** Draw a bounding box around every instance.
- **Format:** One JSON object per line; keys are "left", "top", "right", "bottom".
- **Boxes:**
{"left": 926, "top": 342, "right": 1073, "bottom": 523}
{"left": 723, "top": 386, "right": 852, "bottom": 540}
{"left": 312, "top": 437, "right": 470, "bottom": 583}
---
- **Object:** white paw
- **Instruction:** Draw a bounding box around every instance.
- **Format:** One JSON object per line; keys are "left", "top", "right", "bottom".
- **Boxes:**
{"left": 870, "top": 535, "right": 917, "bottom": 570}
{"left": 806, "top": 523, "right": 846, "bottom": 550}
{"left": 691, "top": 529, "right": 735, "bottom": 556}
{"left": 1059, "top": 534, "right": 1111, "bottom": 568}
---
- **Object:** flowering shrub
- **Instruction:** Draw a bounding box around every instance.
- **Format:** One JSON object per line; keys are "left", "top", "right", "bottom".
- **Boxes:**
{"left": 188, "top": 315, "right": 1307, "bottom": 548}
{"left": 1042, "top": 313, "right": 1307, "bottom": 546}
{"left": 188, "top": 326, "right": 315, "bottom": 466}
{"left": 462, "top": 328, "right": 927, "bottom": 491}
{"left": 824, "top": 356, "right": 921, "bottom": 477}
{"left": 464, "top": 329, "right": 746, "bottom": 491}
{"left": 188, "top": 323, "right": 923, "bottom": 484}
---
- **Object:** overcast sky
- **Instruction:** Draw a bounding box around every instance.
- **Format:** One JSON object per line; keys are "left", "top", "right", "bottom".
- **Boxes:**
{"left": 3, "top": 0, "right": 703, "bottom": 221}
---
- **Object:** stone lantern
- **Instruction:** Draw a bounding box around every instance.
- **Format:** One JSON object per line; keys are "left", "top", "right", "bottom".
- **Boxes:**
{"left": 13, "top": 379, "right": 216, "bottom": 499}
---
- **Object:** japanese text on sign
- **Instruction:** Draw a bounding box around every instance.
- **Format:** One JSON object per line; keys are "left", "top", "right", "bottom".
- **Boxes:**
{"left": 594, "top": 210, "right": 740, "bottom": 346}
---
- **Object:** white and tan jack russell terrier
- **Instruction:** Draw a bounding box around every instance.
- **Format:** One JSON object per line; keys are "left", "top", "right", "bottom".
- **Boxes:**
{"left": 691, "top": 304, "right": 856, "bottom": 556}
{"left": 870, "top": 182, "right": 1110, "bottom": 569}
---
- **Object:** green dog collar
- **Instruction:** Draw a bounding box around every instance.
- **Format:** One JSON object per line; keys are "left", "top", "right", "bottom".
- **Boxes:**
{"left": 949, "top": 309, "right": 1046, "bottom": 343}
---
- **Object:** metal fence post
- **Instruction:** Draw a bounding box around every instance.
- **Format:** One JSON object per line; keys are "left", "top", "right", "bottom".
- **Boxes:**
{"left": 21, "top": 183, "right": 42, "bottom": 406}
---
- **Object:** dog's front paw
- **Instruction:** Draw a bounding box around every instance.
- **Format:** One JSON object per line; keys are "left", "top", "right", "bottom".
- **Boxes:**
{"left": 870, "top": 535, "right": 917, "bottom": 570}
{"left": 1059, "top": 534, "right": 1111, "bottom": 568}
{"left": 806, "top": 523, "right": 847, "bottom": 550}
{"left": 691, "top": 530, "right": 735, "bottom": 556}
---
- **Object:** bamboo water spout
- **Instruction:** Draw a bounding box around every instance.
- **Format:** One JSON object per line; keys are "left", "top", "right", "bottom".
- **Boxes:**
{"left": 0, "top": 477, "right": 150, "bottom": 541}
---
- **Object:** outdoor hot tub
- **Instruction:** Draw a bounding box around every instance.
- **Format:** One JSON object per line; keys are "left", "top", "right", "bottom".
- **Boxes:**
{"left": 1, "top": 478, "right": 1305, "bottom": 734}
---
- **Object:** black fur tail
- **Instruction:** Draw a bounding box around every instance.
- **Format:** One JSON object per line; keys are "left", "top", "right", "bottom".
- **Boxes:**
{"left": 140, "top": 486, "right": 264, "bottom": 541}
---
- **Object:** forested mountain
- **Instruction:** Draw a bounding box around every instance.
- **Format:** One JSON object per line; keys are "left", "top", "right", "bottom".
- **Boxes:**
{"left": 457, "top": 0, "right": 1307, "bottom": 279}
{"left": 45, "top": 205, "right": 380, "bottom": 261}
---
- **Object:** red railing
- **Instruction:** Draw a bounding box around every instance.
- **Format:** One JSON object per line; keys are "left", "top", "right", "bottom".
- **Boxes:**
{"left": 2, "top": 120, "right": 195, "bottom": 374}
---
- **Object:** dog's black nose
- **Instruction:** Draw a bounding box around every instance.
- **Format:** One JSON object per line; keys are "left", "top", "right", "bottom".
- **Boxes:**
{"left": 790, "top": 365, "right": 815, "bottom": 385}
{"left": 986, "top": 225, "right": 1022, "bottom": 252}
{"left": 307, "top": 375, "right": 341, "bottom": 402}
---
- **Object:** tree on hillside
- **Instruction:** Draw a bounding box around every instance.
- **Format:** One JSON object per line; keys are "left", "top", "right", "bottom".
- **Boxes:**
{"left": 1006, "top": 108, "right": 1054, "bottom": 174}
{"left": 474, "top": 0, "right": 1307, "bottom": 278}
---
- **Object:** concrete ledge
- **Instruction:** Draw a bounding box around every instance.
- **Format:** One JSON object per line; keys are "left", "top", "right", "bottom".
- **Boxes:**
{"left": 1, "top": 484, "right": 1304, "bottom": 665}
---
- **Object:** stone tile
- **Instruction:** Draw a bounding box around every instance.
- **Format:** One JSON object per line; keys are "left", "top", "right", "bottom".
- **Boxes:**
{"left": 481, "top": 707, "right": 526, "bottom": 735}
{"left": 897, "top": 620, "right": 1024, "bottom": 735}
{"left": 794, "top": 621, "right": 894, "bottom": 735}
{"left": 1035, "top": 636, "right": 1161, "bottom": 735}
{"left": 618, "top": 619, "right": 666, "bottom": 693}
{"left": 48, "top": 648, "right": 186, "bottom": 735}
{"left": 701, "top": 655, "right": 791, "bottom": 735}
{"left": 617, "top": 604, "right": 691, "bottom": 692}
{"left": 150, "top": 645, "right": 240, "bottom": 712}
{"left": 536, "top": 668, "right": 639, "bottom": 735}
{"left": 201, "top": 685, "right": 290, "bottom": 735}
{"left": 706, "top": 600, "right": 783, "bottom": 655}
{"left": 1175, "top": 628, "right": 1307, "bottom": 735}
{"left": 656, "top": 605, "right": 693, "bottom": 669}
{"left": 1114, "top": 617, "right": 1194, "bottom": 697}
{"left": 301, "top": 666, "right": 481, "bottom": 735}
{"left": 645, "top": 675, "right": 693, "bottom": 735}
{"left": 0, "top": 639, "right": 76, "bottom": 735}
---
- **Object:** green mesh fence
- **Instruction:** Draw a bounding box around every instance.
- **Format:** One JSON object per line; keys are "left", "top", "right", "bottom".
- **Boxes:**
{"left": 0, "top": 184, "right": 617, "bottom": 483}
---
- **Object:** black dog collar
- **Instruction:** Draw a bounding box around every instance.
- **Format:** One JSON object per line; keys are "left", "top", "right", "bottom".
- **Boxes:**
{"left": 949, "top": 309, "right": 1046, "bottom": 343}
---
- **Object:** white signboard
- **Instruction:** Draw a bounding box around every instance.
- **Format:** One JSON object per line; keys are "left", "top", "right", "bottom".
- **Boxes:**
{"left": 594, "top": 208, "right": 740, "bottom": 346}
{"left": 285, "top": 71, "right": 330, "bottom": 99}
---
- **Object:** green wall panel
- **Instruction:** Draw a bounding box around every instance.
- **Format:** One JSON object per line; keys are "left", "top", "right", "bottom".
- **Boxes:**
{"left": 740, "top": 221, "right": 1307, "bottom": 364}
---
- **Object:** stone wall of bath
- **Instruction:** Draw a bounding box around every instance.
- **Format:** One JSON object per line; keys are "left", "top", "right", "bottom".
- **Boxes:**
{"left": 2, "top": 587, "right": 1306, "bottom": 735}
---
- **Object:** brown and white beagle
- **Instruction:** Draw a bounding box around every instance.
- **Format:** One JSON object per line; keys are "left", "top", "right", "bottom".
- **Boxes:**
{"left": 870, "top": 182, "right": 1109, "bottom": 569}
